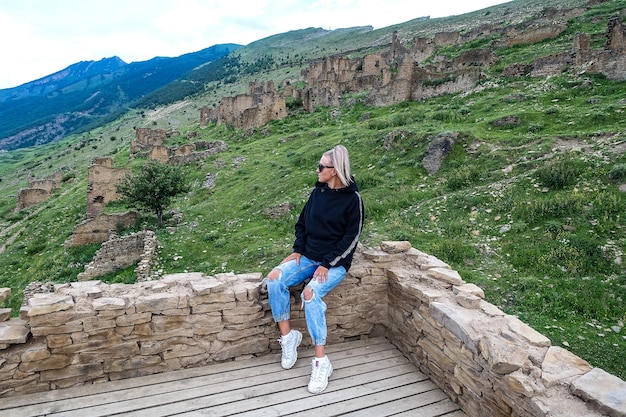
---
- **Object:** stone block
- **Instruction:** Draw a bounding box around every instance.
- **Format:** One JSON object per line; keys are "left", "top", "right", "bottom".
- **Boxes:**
{"left": 30, "top": 320, "right": 84, "bottom": 337}
{"left": 455, "top": 292, "right": 482, "bottom": 309}
{"left": 47, "top": 334, "right": 72, "bottom": 348}
{"left": 19, "top": 355, "right": 71, "bottom": 373}
{"left": 0, "top": 308, "right": 12, "bottom": 322}
{"left": 83, "top": 317, "right": 116, "bottom": 333}
{"left": 27, "top": 294, "right": 74, "bottom": 317}
{"left": 162, "top": 344, "right": 207, "bottom": 360}
{"left": 453, "top": 283, "right": 485, "bottom": 298}
{"left": 570, "top": 368, "right": 626, "bottom": 416}
{"left": 427, "top": 267, "right": 464, "bottom": 286}
{"left": 21, "top": 347, "right": 50, "bottom": 362}
{"left": 41, "top": 363, "right": 103, "bottom": 387}
{"left": 380, "top": 240, "right": 412, "bottom": 253}
{"left": 28, "top": 310, "right": 93, "bottom": 327}
{"left": 504, "top": 369, "right": 542, "bottom": 397}
{"left": 136, "top": 293, "right": 185, "bottom": 313}
{"left": 541, "top": 346, "right": 592, "bottom": 387}
{"left": 115, "top": 312, "right": 152, "bottom": 327}
{"left": 92, "top": 297, "right": 126, "bottom": 310}
{"left": 212, "top": 336, "right": 269, "bottom": 361}
{"left": 217, "top": 327, "right": 264, "bottom": 342}
{"left": 151, "top": 315, "right": 192, "bottom": 333}
{"left": 0, "top": 287, "right": 10, "bottom": 301}
{"left": 430, "top": 301, "right": 483, "bottom": 354}
{"left": 508, "top": 316, "right": 551, "bottom": 348}
{"left": 479, "top": 333, "right": 531, "bottom": 375}
{"left": 0, "top": 321, "right": 29, "bottom": 344}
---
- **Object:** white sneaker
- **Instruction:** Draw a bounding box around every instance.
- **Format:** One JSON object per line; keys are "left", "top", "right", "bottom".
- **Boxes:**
{"left": 279, "top": 330, "right": 302, "bottom": 369}
{"left": 308, "top": 356, "right": 333, "bottom": 394}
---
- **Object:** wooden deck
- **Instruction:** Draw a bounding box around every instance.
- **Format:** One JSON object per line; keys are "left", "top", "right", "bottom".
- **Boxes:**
{"left": 1, "top": 337, "right": 467, "bottom": 416}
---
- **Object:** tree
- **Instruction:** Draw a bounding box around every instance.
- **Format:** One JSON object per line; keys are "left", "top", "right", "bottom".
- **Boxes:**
{"left": 116, "top": 160, "right": 190, "bottom": 227}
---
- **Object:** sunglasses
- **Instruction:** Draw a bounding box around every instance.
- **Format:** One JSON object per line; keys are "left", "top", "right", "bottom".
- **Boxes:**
{"left": 318, "top": 163, "right": 334, "bottom": 171}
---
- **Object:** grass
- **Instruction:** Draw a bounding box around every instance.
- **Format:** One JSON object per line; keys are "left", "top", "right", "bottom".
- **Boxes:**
{"left": 1, "top": 0, "right": 625, "bottom": 381}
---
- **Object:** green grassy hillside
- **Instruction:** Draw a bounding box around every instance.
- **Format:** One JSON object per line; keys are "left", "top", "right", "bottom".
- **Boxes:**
{"left": 0, "top": 0, "right": 624, "bottom": 380}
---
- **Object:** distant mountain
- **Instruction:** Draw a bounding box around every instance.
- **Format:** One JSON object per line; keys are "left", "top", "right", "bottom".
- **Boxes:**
{"left": 0, "top": 43, "right": 241, "bottom": 151}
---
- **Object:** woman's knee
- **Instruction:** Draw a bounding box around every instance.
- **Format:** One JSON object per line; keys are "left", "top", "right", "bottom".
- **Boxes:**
{"left": 267, "top": 268, "right": 281, "bottom": 281}
{"left": 303, "top": 286, "right": 314, "bottom": 301}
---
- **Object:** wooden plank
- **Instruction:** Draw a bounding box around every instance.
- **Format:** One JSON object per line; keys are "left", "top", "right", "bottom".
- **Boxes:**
{"left": 197, "top": 369, "right": 431, "bottom": 417}
{"left": 0, "top": 336, "right": 390, "bottom": 410}
{"left": 1, "top": 337, "right": 467, "bottom": 417}
{"left": 3, "top": 338, "right": 395, "bottom": 417}
{"left": 340, "top": 395, "right": 460, "bottom": 417}
{"left": 37, "top": 342, "right": 407, "bottom": 417}
{"left": 112, "top": 358, "right": 417, "bottom": 417}
{"left": 298, "top": 385, "right": 448, "bottom": 417}
{"left": 390, "top": 398, "right": 464, "bottom": 417}
{"left": 235, "top": 378, "right": 439, "bottom": 417}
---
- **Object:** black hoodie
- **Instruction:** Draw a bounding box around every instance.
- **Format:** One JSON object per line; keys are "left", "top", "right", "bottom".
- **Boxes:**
{"left": 293, "top": 178, "right": 364, "bottom": 271}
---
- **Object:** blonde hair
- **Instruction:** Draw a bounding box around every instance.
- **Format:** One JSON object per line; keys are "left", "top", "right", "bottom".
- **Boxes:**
{"left": 324, "top": 145, "right": 352, "bottom": 186}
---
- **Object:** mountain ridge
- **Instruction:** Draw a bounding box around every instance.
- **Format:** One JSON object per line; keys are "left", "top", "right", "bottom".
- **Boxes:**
{"left": 0, "top": 44, "right": 241, "bottom": 150}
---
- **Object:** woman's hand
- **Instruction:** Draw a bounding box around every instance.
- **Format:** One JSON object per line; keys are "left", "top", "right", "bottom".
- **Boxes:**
{"left": 282, "top": 252, "right": 301, "bottom": 265}
{"left": 313, "top": 266, "right": 329, "bottom": 282}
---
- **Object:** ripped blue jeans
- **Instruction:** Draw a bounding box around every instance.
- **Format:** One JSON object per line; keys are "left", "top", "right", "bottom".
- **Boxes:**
{"left": 265, "top": 255, "right": 346, "bottom": 346}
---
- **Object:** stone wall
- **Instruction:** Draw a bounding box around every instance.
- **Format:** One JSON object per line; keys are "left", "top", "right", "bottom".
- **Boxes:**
{"left": 16, "top": 171, "right": 65, "bottom": 210}
{"left": 16, "top": 188, "right": 51, "bottom": 210}
{"left": 144, "top": 140, "right": 229, "bottom": 166}
{"left": 64, "top": 211, "right": 141, "bottom": 248}
{"left": 0, "top": 242, "right": 624, "bottom": 416}
{"left": 86, "top": 157, "right": 129, "bottom": 218}
{"left": 201, "top": 9, "right": 625, "bottom": 132}
{"left": 200, "top": 81, "right": 287, "bottom": 130}
{"left": 76, "top": 230, "right": 157, "bottom": 282}
{"left": 130, "top": 128, "right": 168, "bottom": 155}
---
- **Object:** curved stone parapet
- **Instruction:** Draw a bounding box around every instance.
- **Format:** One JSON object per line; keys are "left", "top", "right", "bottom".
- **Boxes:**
{"left": 0, "top": 242, "right": 624, "bottom": 416}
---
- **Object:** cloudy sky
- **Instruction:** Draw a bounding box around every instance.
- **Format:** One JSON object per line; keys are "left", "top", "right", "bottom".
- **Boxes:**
{"left": 0, "top": 0, "right": 509, "bottom": 89}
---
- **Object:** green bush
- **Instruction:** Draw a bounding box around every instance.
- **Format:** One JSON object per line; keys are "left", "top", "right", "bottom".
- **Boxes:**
{"left": 608, "top": 163, "right": 626, "bottom": 182}
{"left": 444, "top": 165, "right": 481, "bottom": 191}
{"left": 535, "top": 158, "right": 585, "bottom": 189}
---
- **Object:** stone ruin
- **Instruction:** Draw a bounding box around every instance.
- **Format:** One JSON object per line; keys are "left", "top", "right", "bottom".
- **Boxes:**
{"left": 86, "top": 157, "right": 129, "bottom": 219}
{"left": 130, "top": 126, "right": 229, "bottom": 165}
{"left": 62, "top": 127, "right": 230, "bottom": 281}
{"left": 77, "top": 230, "right": 157, "bottom": 282}
{"left": 505, "top": 17, "right": 626, "bottom": 80}
{"left": 130, "top": 127, "right": 168, "bottom": 155}
{"left": 200, "top": 80, "right": 287, "bottom": 129}
{"left": 202, "top": 5, "right": 626, "bottom": 132}
{"left": 0, "top": 241, "right": 624, "bottom": 416}
{"left": 148, "top": 140, "right": 230, "bottom": 166}
{"left": 15, "top": 171, "right": 65, "bottom": 210}
{"left": 86, "top": 130, "right": 229, "bottom": 220}
{"left": 64, "top": 211, "right": 141, "bottom": 248}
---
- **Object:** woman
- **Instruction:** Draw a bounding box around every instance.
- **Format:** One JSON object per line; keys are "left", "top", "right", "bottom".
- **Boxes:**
{"left": 265, "top": 144, "right": 365, "bottom": 394}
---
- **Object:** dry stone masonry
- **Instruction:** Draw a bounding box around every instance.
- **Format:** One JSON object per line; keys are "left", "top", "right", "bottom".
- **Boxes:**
{"left": 201, "top": 11, "right": 626, "bottom": 133}
{"left": 86, "top": 157, "right": 129, "bottom": 218}
{"left": 76, "top": 230, "right": 157, "bottom": 282}
{"left": 0, "top": 242, "right": 624, "bottom": 416}
{"left": 16, "top": 171, "right": 65, "bottom": 210}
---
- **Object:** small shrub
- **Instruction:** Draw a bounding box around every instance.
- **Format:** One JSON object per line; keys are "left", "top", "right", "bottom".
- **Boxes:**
{"left": 535, "top": 159, "right": 584, "bottom": 189}
{"left": 608, "top": 163, "right": 626, "bottom": 182}
{"left": 444, "top": 165, "right": 481, "bottom": 191}
{"left": 431, "top": 239, "right": 475, "bottom": 264}
{"left": 61, "top": 173, "right": 76, "bottom": 183}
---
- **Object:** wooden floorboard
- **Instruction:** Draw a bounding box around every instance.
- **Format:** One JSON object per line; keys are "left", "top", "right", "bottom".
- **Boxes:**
{"left": 1, "top": 337, "right": 467, "bottom": 417}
